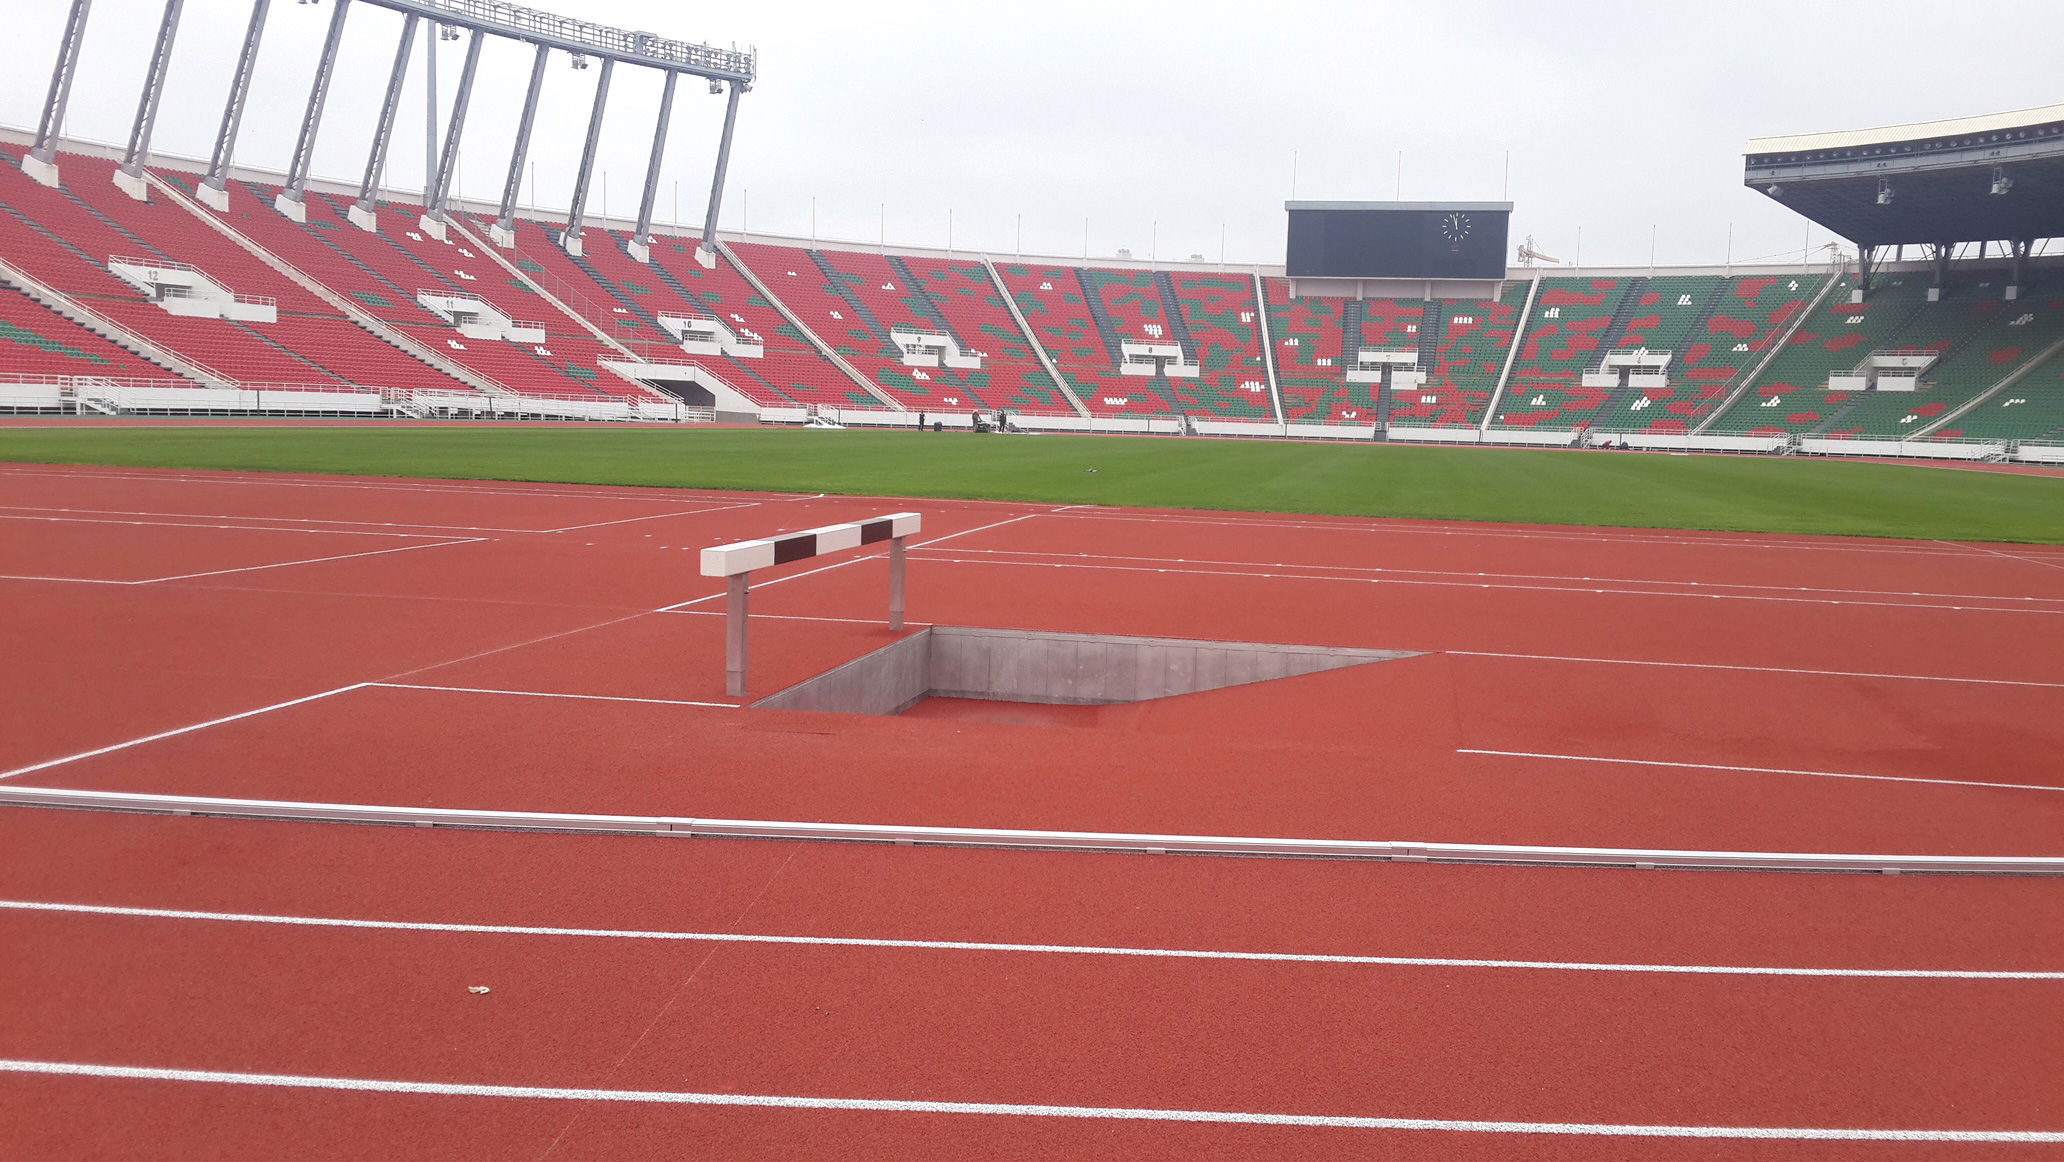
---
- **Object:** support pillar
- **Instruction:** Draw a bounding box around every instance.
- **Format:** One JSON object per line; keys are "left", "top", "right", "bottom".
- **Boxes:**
{"left": 560, "top": 57, "right": 615, "bottom": 258}
{"left": 115, "top": 0, "right": 185, "bottom": 201}
{"left": 1926, "top": 241, "right": 1952, "bottom": 302}
{"left": 889, "top": 536, "right": 907, "bottom": 632}
{"left": 200, "top": 0, "right": 271, "bottom": 212}
{"left": 2006, "top": 239, "right": 2032, "bottom": 301}
{"left": 1852, "top": 244, "right": 1878, "bottom": 304}
{"left": 725, "top": 574, "right": 750, "bottom": 698}
{"left": 627, "top": 71, "right": 678, "bottom": 264}
{"left": 418, "top": 28, "right": 484, "bottom": 240}
{"left": 349, "top": 12, "right": 419, "bottom": 232}
{"left": 274, "top": 0, "right": 350, "bottom": 222}
{"left": 27, "top": 0, "right": 93, "bottom": 188}
{"left": 695, "top": 81, "right": 745, "bottom": 269}
{"left": 489, "top": 42, "right": 550, "bottom": 248}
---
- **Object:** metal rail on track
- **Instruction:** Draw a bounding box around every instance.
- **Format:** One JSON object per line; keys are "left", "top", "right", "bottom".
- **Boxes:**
{"left": 2, "top": 787, "right": 2058, "bottom": 877}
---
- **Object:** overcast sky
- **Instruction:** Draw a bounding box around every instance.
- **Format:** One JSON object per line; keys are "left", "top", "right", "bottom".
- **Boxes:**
{"left": 5, "top": 0, "right": 2060, "bottom": 268}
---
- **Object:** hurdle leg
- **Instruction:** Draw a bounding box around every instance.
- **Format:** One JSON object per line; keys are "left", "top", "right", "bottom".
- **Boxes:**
{"left": 726, "top": 573, "right": 750, "bottom": 697}
{"left": 888, "top": 536, "right": 907, "bottom": 631}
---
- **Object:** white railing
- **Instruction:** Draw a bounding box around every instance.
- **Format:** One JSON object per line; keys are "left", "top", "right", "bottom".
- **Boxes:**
{"left": 107, "top": 254, "right": 277, "bottom": 309}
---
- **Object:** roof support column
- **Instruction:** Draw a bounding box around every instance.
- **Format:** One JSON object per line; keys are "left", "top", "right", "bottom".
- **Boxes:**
{"left": 1926, "top": 242, "right": 1953, "bottom": 302}
{"left": 348, "top": 11, "right": 419, "bottom": 232}
{"left": 626, "top": 70, "right": 678, "bottom": 264}
{"left": 2006, "top": 239, "right": 2032, "bottom": 301}
{"left": 114, "top": 0, "right": 185, "bottom": 201}
{"left": 26, "top": 0, "right": 93, "bottom": 188}
{"left": 560, "top": 57, "right": 615, "bottom": 258}
{"left": 418, "top": 27, "right": 484, "bottom": 240}
{"left": 489, "top": 42, "right": 550, "bottom": 248}
{"left": 199, "top": 0, "right": 271, "bottom": 212}
{"left": 1853, "top": 245, "right": 1878, "bottom": 303}
{"left": 274, "top": 0, "right": 351, "bottom": 222}
{"left": 695, "top": 80, "right": 745, "bottom": 269}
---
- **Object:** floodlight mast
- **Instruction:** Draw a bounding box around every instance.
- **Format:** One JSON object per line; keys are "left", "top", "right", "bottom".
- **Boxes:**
{"left": 350, "top": 0, "right": 758, "bottom": 260}
{"left": 356, "top": 0, "right": 754, "bottom": 80}
{"left": 44, "top": 0, "right": 756, "bottom": 259}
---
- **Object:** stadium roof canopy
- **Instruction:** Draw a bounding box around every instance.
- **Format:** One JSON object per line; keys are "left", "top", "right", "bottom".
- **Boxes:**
{"left": 1744, "top": 104, "right": 2064, "bottom": 248}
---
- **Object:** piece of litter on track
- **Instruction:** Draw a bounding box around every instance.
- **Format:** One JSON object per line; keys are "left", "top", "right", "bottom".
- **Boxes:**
{"left": 467, "top": 986, "right": 491, "bottom": 994}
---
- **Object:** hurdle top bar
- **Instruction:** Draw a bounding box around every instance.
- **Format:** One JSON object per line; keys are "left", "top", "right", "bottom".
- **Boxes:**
{"left": 700, "top": 513, "right": 922, "bottom": 577}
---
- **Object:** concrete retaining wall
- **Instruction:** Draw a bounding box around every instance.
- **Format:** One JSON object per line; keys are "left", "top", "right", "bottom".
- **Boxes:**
{"left": 754, "top": 626, "right": 1417, "bottom": 714}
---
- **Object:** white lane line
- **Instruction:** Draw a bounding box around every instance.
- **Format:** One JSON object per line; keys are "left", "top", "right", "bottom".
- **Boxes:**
{"left": 1042, "top": 511, "right": 1997, "bottom": 558}
{"left": 0, "top": 684, "right": 371, "bottom": 782}
{"left": 911, "top": 511, "right": 1045, "bottom": 548}
{"left": 0, "top": 466, "right": 787, "bottom": 504}
{"left": 0, "top": 1061, "right": 2055, "bottom": 1141}
{"left": 1446, "top": 651, "right": 2064, "bottom": 689}
{"left": 1459, "top": 749, "right": 2064, "bottom": 795}
{"left": 927, "top": 547, "right": 2064, "bottom": 605}
{"left": 6, "top": 899, "right": 2056, "bottom": 980}
{"left": 3, "top": 538, "right": 484, "bottom": 586}
{"left": 913, "top": 555, "right": 2064, "bottom": 615}
{"left": 370, "top": 683, "right": 734, "bottom": 709}
{"left": 1942, "top": 539, "right": 2064, "bottom": 574}
{"left": 142, "top": 537, "right": 484, "bottom": 584}
{"left": 656, "top": 555, "right": 873, "bottom": 613}
{"left": 540, "top": 501, "right": 761, "bottom": 533}
{"left": 0, "top": 511, "right": 461, "bottom": 538}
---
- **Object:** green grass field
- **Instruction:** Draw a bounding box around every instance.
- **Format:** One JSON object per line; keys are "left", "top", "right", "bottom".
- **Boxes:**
{"left": 2, "top": 425, "right": 2061, "bottom": 543}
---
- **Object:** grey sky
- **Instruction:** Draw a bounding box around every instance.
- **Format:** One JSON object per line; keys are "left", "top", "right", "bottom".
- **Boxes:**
{"left": 5, "top": 0, "right": 2059, "bottom": 268}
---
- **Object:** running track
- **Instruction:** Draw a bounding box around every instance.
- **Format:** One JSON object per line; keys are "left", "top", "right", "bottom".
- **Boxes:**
{"left": 1, "top": 462, "right": 2060, "bottom": 1157}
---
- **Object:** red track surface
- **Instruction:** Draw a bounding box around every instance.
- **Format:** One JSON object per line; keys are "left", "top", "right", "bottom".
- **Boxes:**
{"left": 2, "top": 461, "right": 2060, "bottom": 1157}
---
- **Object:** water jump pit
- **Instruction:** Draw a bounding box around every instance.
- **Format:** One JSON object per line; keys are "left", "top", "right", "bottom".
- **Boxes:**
{"left": 752, "top": 627, "right": 1422, "bottom": 724}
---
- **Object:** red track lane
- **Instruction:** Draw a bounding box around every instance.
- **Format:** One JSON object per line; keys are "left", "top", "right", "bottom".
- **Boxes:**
{"left": 6, "top": 466, "right": 2064, "bottom": 1158}
{"left": 2, "top": 911, "right": 2059, "bottom": 1132}
{"left": 1025, "top": 509, "right": 2064, "bottom": 599}
{"left": 0, "top": 466, "right": 747, "bottom": 532}
{"left": 0, "top": 583, "right": 632, "bottom": 771}
{"left": 0, "top": 519, "right": 441, "bottom": 583}
{"left": 768, "top": 544, "right": 2064, "bottom": 684}
{"left": 20, "top": 679, "right": 2064, "bottom": 855}
{"left": 157, "top": 499, "right": 1045, "bottom": 609}
{"left": 5, "top": 818, "right": 2060, "bottom": 1159}
{"left": 5, "top": 811, "right": 2063, "bottom": 975}
{"left": 17, "top": 1078, "right": 2055, "bottom": 1162}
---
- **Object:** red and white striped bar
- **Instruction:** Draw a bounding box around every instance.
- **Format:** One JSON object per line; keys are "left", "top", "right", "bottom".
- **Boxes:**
{"left": 699, "top": 513, "right": 922, "bottom": 577}
{"left": 699, "top": 513, "right": 923, "bottom": 697}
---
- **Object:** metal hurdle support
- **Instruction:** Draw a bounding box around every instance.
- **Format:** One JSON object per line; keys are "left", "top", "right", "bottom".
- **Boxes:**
{"left": 700, "top": 513, "right": 922, "bottom": 697}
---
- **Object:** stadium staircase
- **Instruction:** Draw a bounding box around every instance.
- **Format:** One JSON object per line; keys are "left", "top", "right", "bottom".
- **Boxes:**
{"left": 896, "top": 254, "right": 1080, "bottom": 416}
{"left": 718, "top": 241, "right": 903, "bottom": 410}
{"left": 1395, "top": 283, "right": 1519, "bottom": 430}
{"left": 980, "top": 257, "right": 1090, "bottom": 417}
{"left": 1817, "top": 289, "right": 2064, "bottom": 439}
{"left": 1689, "top": 272, "right": 1841, "bottom": 435}
{"left": 1260, "top": 277, "right": 1340, "bottom": 424}
{"left": 1702, "top": 276, "right": 1933, "bottom": 436}
{"left": 1164, "top": 271, "right": 1272, "bottom": 420}
{"left": 1488, "top": 276, "right": 1635, "bottom": 429}
{"left": 622, "top": 232, "right": 814, "bottom": 408}
{"left": 1078, "top": 269, "right": 1185, "bottom": 416}
{"left": 1923, "top": 321, "right": 2064, "bottom": 441}
{"left": 802, "top": 248, "right": 997, "bottom": 411}
{"left": 1585, "top": 276, "right": 1728, "bottom": 432}
{"left": 1388, "top": 305, "right": 1440, "bottom": 428}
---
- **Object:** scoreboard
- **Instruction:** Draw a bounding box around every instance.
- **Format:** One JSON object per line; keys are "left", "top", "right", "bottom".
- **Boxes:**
{"left": 1285, "top": 201, "right": 1512, "bottom": 281}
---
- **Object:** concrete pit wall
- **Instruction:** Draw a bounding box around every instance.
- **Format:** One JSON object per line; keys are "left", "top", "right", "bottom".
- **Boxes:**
{"left": 753, "top": 626, "right": 1418, "bottom": 714}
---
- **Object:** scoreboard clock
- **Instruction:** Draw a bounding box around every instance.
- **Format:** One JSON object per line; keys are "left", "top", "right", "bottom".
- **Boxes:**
{"left": 1285, "top": 201, "right": 1512, "bottom": 281}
